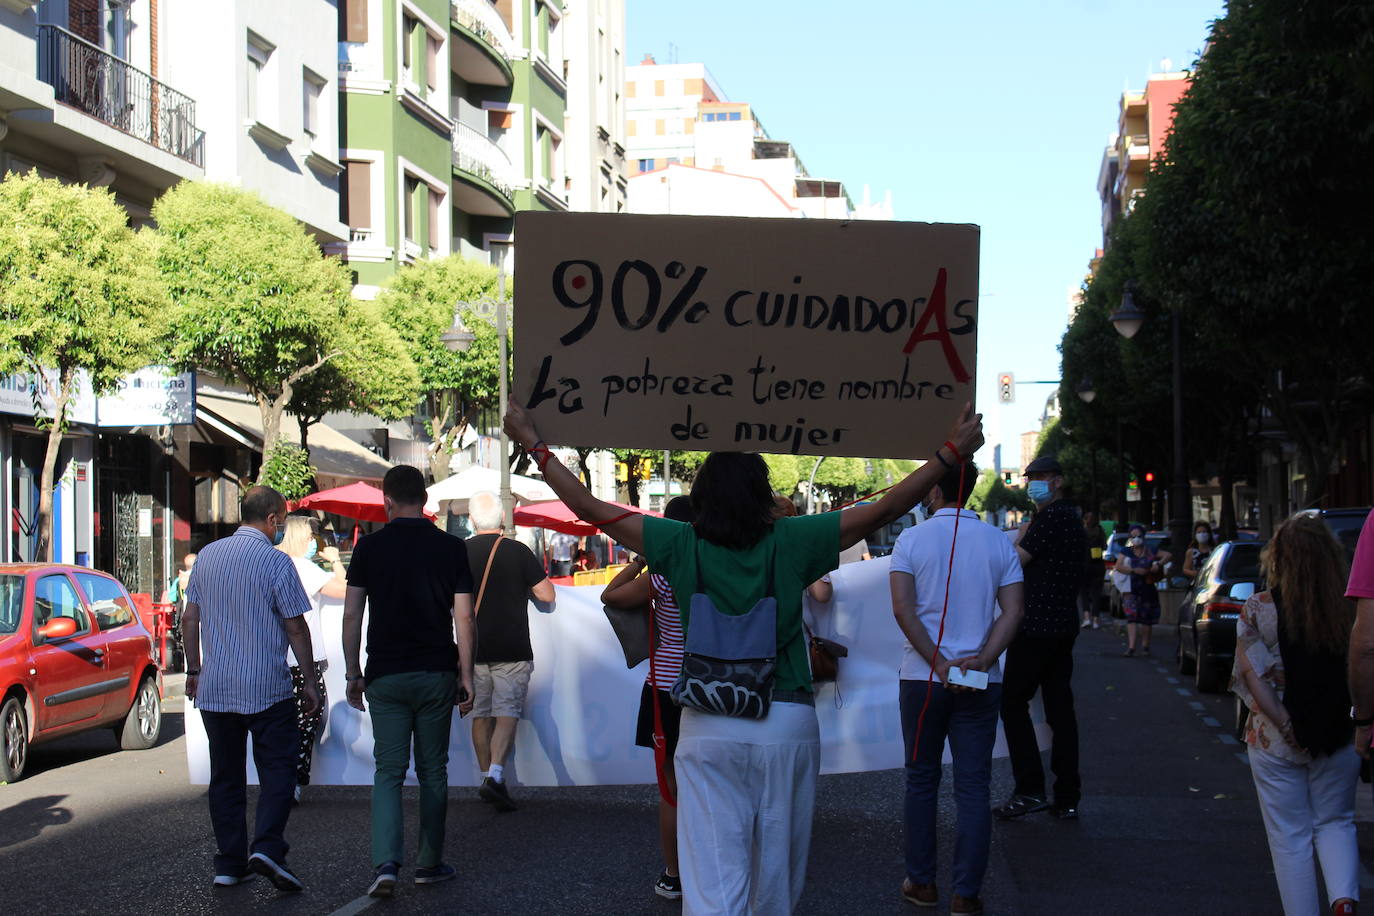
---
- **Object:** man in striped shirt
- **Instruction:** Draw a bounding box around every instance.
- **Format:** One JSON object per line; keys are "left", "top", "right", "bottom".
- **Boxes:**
{"left": 183, "top": 485, "right": 320, "bottom": 892}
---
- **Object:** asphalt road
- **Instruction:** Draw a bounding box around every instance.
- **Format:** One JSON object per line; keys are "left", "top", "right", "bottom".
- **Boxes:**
{"left": 2, "top": 625, "right": 1370, "bottom": 915}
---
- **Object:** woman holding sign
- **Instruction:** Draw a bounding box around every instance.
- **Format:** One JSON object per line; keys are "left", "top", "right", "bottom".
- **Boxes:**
{"left": 504, "top": 401, "right": 982, "bottom": 916}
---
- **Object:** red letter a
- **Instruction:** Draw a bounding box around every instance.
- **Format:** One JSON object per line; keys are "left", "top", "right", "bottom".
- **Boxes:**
{"left": 901, "top": 268, "right": 970, "bottom": 384}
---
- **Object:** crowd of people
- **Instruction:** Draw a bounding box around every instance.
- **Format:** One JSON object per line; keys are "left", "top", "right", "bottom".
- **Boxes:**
{"left": 175, "top": 399, "right": 1374, "bottom": 916}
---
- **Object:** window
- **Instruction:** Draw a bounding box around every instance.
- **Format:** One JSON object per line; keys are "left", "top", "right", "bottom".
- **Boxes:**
{"left": 74, "top": 573, "right": 134, "bottom": 630}
{"left": 0, "top": 575, "right": 20, "bottom": 635}
{"left": 626, "top": 80, "right": 636, "bottom": 99}
{"left": 342, "top": 160, "right": 372, "bottom": 228}
{"left": 637, "top": 158, "right": 654, "bottom": 172}
{"left": 33, "top": 575, "right": 89, "bottom": 638}
{"left": 427, "top": 188, "right": 439, "bottom": 251}
{"left": 341, "top": 0, "right": 368, "bottom": 42}
{"left": 728, "top": 111, "right": 741, "bottom": 121}
{"left": 654, "top": 79, "right": 664, "bottom": 96}
{"left": 425, "top": 33, "right": 440, "bottom": 91}
{"left": 404, "top": 175, "right": 420, "bottom": 241}
{"left": 401, "top": 14, "right": 416, "bottom": 83}
{"left": 246, "top": 33, "right": 275, "bottom": 123}
{"left": 302, "top": 69, "right": 325, "bottom": 138}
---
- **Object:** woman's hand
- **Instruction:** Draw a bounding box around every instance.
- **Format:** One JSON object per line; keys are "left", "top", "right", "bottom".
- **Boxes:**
{"left": 504, "top": 402, "right": 541, "bottom": 450}
{"left": 946, "top": 402, "right": 985, "bottom": 459}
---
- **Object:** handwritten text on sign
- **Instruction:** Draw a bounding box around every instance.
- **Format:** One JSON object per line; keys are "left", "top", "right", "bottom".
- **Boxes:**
{"left": 513, "top": 213, "right": 979, "bottom": 459}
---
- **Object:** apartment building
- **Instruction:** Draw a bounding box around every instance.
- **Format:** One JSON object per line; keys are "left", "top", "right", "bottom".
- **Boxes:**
{"left": 1096, "top": 69, "right": 1188, "bottom": 245}
{"left": 562, "top": 0, "right": 626, "bottom": 213}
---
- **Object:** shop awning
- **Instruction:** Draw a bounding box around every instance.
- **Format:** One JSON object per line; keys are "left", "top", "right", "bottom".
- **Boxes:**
{"left": 196, "top": 393, "right": 393, "bottom": 482}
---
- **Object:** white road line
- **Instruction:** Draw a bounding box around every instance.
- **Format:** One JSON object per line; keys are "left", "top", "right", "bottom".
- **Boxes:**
{"left": 1188, "top": 701, "right": 1205, "bottom": 710}
{"left": 327, "top": 895, "right": 378, "bottom": 916}
{"left": 1218, "top": 734, "right": 1240, "bottom": 745}
{"left": 1175, "top": 687, "right": 1192, "bottom": 696}
{"left": 1201, "top": 716, "right": 1222, "bottom": 728}
{"left": 1165, "top": 676, "right": 1180, "bottom": 684}
{"left": 1235, "top": 751, "right": 1250, "bottom": 764}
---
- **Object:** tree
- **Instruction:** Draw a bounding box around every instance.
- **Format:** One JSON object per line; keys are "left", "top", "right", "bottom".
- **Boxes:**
{"left": 613, "top": 448, "right": 659, "bottom": 506}
{"left": 762, "top": 454, "right": 802, "bottom": 499}
{"left": 812, "top": 456, "right": 867, "bottom": 504}
{"left": 376, "top": 255, "right": 504, "bottom": 482}
{"left": 967, "top": 469, "right": 1034, "bottom": 517}
{"left": 0, "top": 171, "right": 164, "bottom": 559}
{"left": 154, "top": 182, "right": 356, "bottom": 458}
{"left": 287, "top": 300, "right": 422, "bottom": 455}
{"left": 669, "top": 450, "right": 708, "bottom": 486}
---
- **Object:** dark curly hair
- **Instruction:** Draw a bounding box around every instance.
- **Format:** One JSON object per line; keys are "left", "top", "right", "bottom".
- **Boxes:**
{"left": 690, "top": 452, "right": 776, "bottom": 550}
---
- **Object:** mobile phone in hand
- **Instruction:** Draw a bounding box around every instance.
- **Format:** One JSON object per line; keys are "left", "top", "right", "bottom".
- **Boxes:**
{"left": 947, "top": 667, "right": 989, "bottom": 690}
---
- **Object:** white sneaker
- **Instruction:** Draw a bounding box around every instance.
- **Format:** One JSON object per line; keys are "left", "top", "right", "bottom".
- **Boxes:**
{"left": 292, "top": 785, "right": 302, "bottom": 805}
{"left": 212, "top": 872, "right": 256, "bottom": 887}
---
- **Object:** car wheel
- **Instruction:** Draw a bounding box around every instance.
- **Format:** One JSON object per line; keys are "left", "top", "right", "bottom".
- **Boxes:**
{"left": 1, "top": 696, "right": 28, "bottom": 782}
{"left": 1177, "top": 629, "right": 1196, "bottom": 675}
{"left": 1194, "top": 637, "right": 1225, "bottom": 693}
{"left": 116, "top": 678, "right": 161, "bottom": 750}
{"left": 1234, "top": 695, "right": 1249, "bottom": 741}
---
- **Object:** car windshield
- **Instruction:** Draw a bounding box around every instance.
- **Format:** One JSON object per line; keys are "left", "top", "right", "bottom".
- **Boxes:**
{"left": 1221, "top": 542, "right": 1263, "bottom": 580}
{"left": 0, "top": 575, "right": 20, "bottom": 634}
{"left": 1323, "top": 512, "right": 1370, "bottom": 568}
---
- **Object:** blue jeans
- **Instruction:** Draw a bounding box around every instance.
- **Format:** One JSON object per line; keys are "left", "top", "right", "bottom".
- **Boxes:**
{"left": 201, "top": 697, "right": 298, "bottom": 876}
{"left": 900, "top": 679, "right": 1002, "bottom": 898}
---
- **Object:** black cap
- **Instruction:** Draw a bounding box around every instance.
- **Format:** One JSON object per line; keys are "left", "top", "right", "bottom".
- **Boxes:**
{"left": 1023, "top": 455, "right": 1063, "bottom": 476}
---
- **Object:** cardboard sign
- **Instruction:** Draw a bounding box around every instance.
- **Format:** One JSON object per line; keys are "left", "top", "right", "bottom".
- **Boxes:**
{"left": 513, "top": 213, "right": 979, "bottom": 459}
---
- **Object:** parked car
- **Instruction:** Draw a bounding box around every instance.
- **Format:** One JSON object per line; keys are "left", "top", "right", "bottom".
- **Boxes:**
{"left": 1103, "top": 529, "right": 1171, "bottom": 618}
{"left": 1176, "top": 540, "right": 1263, "bottom": 693}
{"left": 0, "top": 564, "right": 163, "bottom": 781}
{"left": 1301, "top": 507, "right": 1371, "bottom": 566}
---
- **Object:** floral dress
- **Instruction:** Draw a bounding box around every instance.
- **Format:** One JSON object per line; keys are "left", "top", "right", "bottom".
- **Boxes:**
{"left": 1231, "top": 591, "right": 1308, "bottom": 764}
{"left": 1120, "top": 547, "right": 1161, "bottom": 624}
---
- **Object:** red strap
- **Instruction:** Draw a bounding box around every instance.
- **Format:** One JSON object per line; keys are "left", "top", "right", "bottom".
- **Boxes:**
{"left": 912, "top": 461, "right": 968, "bottom": 763}
{"left": 589, "top": 510, "right": 637, "bottom": 527}
{"left": 646, "top": 581, "right": 676, "bottom": 807}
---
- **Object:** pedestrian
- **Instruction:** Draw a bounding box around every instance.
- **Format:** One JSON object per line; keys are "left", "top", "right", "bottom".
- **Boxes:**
{"left": 1182, "top": 520, "right": 1217, "bottom": 583}
{"left": 890, "top": 460, "right": 1024, "bottom": 915}
{"left": 502, "top": 399, "right": 983, "bottom": 915}
{"left": 550, "top": 530, "right": 578, "bottom": 577}
{"left": 163, "top": 551, "right": 196, "bottom": 669}
{"left": 1346, "top": 509, "right": 1374, "bottom": 803}
{"left": 1233, "top": 513, "right": 1358, "bottom": 916}
{"left": 995, "top": 455, "right": 1087, "bottom": 821}
{"left": 601, "top": 495, "right": 694, "bottom": 902}
{"left": 1116, "top": 524, "right": 1169, "bottom": 656}
{"left": 180, "top": 486, "right": 320, "bottom": 892}
{"left": 276, "top": 516, "right": 347, "bottom": 801}
{"left": 341, "top": 465, "right": 477, "bottom": 898}
{"left": 1079, "top": 509, "right": 1106, "bottom": 630}
{"left": 464, "top": 489, "right": 556, "bottom": 812}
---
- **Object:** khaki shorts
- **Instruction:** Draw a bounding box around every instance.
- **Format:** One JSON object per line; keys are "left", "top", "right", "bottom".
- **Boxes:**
{"left": 472, "top": 661, "right": 533, "bottom": 718}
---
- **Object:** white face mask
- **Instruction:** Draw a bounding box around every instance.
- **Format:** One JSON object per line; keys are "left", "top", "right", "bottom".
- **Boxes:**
{"left": 1128, "top": 537, "right": 1144, "bottom": 548}
{"left": 1196, "top": 532, "right": 1211, "bottom": 544}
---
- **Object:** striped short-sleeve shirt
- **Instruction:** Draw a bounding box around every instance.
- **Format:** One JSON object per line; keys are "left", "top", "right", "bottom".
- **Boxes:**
{"left": 186, "top": 526, "right": 312, "bottom": 714}
{"left": 647, "top": 573, "right": 685, "bottom": 690}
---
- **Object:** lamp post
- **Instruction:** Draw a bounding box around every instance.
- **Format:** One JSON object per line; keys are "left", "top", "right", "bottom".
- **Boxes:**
{"left": 443, "top": 267, "right": 513, "bottom": 537}
{"left": 1110, "top": 282, "right": 1191, "bottom": 557}
{"left": 1075, "top": 378, "right": 1099, "bottom": 515}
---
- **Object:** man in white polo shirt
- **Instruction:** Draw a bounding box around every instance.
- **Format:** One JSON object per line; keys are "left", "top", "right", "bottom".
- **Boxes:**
{"left": 889, "top": 460, "right": 1024, "bottom": 915}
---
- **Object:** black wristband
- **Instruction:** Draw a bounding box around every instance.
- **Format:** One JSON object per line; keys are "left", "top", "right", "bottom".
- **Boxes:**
{"left": 934, "top": 448, "right": 954, "bottom": 471}
{"left": 185, "top": 669, "right": 200, "bottom": 677}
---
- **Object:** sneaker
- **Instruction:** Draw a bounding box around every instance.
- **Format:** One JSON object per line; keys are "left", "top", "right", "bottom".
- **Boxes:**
{"left": 901, "top": 877, "right": 937, "bottom": 907}
{"left": 479, "top": 776, "right": 518, "bottom": 812}
{"left": 1141, "top": 646, "right": 1152, "bottom": 656}
{"left": 951, "top": 893, "right": 984, "bottom": 915}
{"left": 368, "top": 862, "right": 399, "bottom": 898}
{"left": 292, "top": 785, "right": 302, "bottom": 806}
{"left": 1123, "top": 647, "right": 1136, "bottom": 657}
{"left": 655, "top": 870, "right": 683, "bottom": 900}
{"left": 1050, "top": 804, "right": 1079, "bottom": 820}
{"left": 247, "top": 851, "right": 304, "bottom": 893}
{"left": 212, "top": 871, "right": 256, "bottom": 887}
{"left": 415, "top": 863, "right": 456, "bottom": 885}
{"left": 993, "top": 794, "right": 1048, "bottom": 820}
{"left": 1331, "top": 899, "right": 1356, "bottom": 916}
{"left": 1080, "top": 619, "right": 1091, "bottom": 629}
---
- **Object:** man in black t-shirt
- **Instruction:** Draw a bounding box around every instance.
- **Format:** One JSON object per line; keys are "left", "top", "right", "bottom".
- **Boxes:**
{"left": 342, "top": 466, "right": 475, "bottom": 896}
{"left": 464, "top": 490, "right": 555, "bottom": 811}
{"left": 995, "top": 456, "right": 1088, "bottom": 821}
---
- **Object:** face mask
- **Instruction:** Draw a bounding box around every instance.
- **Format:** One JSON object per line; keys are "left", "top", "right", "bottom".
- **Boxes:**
{"left": 1196, "top": 532, "right": 1210, "bottom": 544}
{"left": 304, "top": 540, "right": 318, "bottom": 560}
{"left": 1027, "top": 480, "right": 1052, "bottom": 504}
{"left": 1129, "top": 537, "right": 1144, "bottom": 548}
{"left": 272, "top": 524, "right": 286, "bottom": 546}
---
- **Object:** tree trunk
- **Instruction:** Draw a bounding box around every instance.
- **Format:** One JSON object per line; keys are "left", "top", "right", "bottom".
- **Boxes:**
{"left": 34, "top": 373, "right": 73, "bottom": 562}
{"left": 295, "top": 413, "right": 313, "bottom": 460}
{"left": 259, "top": 396, "right": 285, "bottom": 459}
{"left": 1218, "top": 469, "right": 1237, "bottom": 541}
{"left": 626, "top": 466, "right": 642, "bottom": 508}
{"left": 430, "top": 433, "right": 457, "bottom": 484}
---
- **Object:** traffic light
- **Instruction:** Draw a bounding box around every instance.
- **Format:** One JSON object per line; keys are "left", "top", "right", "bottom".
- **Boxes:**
{"left": 998, "top": 372, "right": 1014, "bottom": 404}
{"left": 1127, "top": 476, "right": 1139, "bottom": 490}
{"left": 1003, "top": 471, "right": 1014, "bottom": 485}
{"left": 1143, "top": 471, "right": 1155, "bottom": 484}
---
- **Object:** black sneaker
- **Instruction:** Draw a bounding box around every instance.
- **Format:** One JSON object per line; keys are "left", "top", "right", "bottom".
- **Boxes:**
{"left": 368, "top": 862, "right": 399, "bottom": 898}
{"left": 247, "top": 852, "right": 304, "bottom": 893}
{"left": 479, "top": 776, "right": 518, "bottom": 812}
{"left": 993, "top": 794, "right": 1048, "bottom": 820}
{"left": 1050, "top": 804, "right": 1079, "bottom": 820}
{"left": 415, "top": 863, "right": 455, "bottom": 885}
{"left": 655, "top": 870, "right": 683, "bottom": 900}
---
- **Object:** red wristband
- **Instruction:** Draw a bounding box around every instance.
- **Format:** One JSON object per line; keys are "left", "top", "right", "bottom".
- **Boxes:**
{"left": 943, "top": 440, "right": 963, "bottom": 463}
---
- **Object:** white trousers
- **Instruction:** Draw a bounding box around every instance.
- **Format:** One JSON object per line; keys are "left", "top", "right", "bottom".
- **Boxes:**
{"left": 1248, "top": 744, "right": 1360, "bottom": 915}
{"left": 675, "top": 702, "right": 821, "bottom": 916}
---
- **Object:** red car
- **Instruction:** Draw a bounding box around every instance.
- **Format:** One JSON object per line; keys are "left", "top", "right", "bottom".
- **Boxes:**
{"left": 0, "top": 564, "right": 163, "bottom": 781}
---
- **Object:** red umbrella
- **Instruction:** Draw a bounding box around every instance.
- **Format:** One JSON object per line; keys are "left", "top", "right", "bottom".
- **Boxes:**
{"left": 294, "top": 481, "right": 388, "bottom": 523}
{"left": 513, "top": 500, "right": 658, "bottom": 535}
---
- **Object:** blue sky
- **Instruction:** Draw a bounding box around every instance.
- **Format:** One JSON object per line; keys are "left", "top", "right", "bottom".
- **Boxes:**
{"left": 627, "top": 0, "right": 1225, "bottom": 468}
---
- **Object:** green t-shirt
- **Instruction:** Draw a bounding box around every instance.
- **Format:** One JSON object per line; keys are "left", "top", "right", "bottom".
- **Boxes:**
{"left": 643, "top": 512, "right": 841, "bottom": 693}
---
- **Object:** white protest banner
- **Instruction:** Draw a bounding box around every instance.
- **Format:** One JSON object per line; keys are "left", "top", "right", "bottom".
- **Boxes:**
{"left": 185, "top": 556, "right": 1043, "bottom": 786}
{"left": 513, "top": 213, "right": 979, "bottom": 459}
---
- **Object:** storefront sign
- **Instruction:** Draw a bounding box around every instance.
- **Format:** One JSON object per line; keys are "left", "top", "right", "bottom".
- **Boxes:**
{"left": 0, "top": 370, "right": 97, "bottom": 424}
{"left": 514, "top": 212, "right": 979, "bottom": 459}
{"left": 96, "top": 368, "right": 196, "bottom": 427}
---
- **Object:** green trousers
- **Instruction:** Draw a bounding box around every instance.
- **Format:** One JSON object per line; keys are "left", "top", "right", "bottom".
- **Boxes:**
{"left": 366, "top": 670, "right": 457, "bottom": 868}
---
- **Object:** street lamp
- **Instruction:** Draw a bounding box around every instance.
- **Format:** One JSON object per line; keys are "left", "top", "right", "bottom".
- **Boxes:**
{"left": 1110, "top": 281, "right": 1191, "bottom": 560}
{"left": 1075, "top": 378, "right": 1096, "bottom": 404}
{"left": 1073, "top": 378, "right": 1099, "bottom": 513}
{"left": 446, "top": 267, "right": 513, "bottom": 536}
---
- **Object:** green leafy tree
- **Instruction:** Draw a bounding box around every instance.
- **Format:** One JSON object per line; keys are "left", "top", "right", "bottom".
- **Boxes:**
{"left": 0, "top": 171, "right": 164, "bottom": 559}
{"left": 762, "top": 454, "right": 802, "bottom": 499}
{"left": 613, "top": 448, "right": 660, "bottom": 506}
{"left": 967, "top": 469, "right": 1034, "bottom": 516}
{"left": 154, "top": 182, "right": 355, "bottom": 458}
{"left": 376, "top": 255, "right": 504, "bottom": 482}
{"left": 812, "top": 456, "right": 867, "bottom": 504}
{"left": 669, "top": 450, "right": 708, "bottom": 486}
{"left": 257, "top": 443, "right": 315, "bottom": 501}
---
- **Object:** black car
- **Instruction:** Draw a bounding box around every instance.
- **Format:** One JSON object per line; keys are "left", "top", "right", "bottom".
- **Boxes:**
{"left": 1177, "top": 539, "right": 1263, "bottom": 693}
{"left": 1301, "top": 507, "right": 1371, "bottom": 566}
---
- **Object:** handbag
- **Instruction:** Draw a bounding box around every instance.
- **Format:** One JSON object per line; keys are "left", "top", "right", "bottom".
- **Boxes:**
{"left": 806, "top": 622, "right": 848, "bottom": 683}
{"left": 604, "top": 603, "right": 652, "bottom": 668}
{"left": 670, "top": 547, "right": 777, "bottom": 719}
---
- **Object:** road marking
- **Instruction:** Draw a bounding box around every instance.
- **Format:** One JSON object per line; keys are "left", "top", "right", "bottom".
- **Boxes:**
{"left": 1360, "top": 863, "right": 1374, "bottom": 890}
{"left": 1165, "top": 676, "right": 1179, "bottom": 684}
{"left": 327, "top": 896, "right": 378, "bottom": 916}
{"left": 1188, "top": 701, "right": 1205, "bottom": 711}
{"left": 1235, "top": 751, "right": 1250, "bottom": 764}
{"left": 1155, "top": 667, "right": 1168, "bottom": 674}
{"left": 1217, "top": 734, "right": 1240, "bottom": 745}
{"left": 1175, "top": 688, "right": 1192, "bottom": 696}
{"left": 1201, "top": 716, "right": 1222, "bottom": 728}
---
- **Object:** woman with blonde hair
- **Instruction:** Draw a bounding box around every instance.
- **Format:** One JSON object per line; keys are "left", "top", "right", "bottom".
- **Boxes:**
{"left": 277, "top": 515, "right": 347, "bottom": 801}
{"left": 1233, "top": 513, "right": 1359, "bottom": 916}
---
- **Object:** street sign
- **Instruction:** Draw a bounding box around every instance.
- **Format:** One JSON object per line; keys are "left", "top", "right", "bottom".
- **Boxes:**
{"left": 514, "top": 212, "right": 980, "bottom": 458}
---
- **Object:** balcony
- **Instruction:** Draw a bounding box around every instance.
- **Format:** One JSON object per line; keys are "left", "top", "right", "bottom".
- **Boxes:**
{"left": 452, "top": 121, "right": 514, "bottom": 215}
{"left": 37, "top": 24, "right": 203, "bottom": 167}
{"left": 450, "top": 0, "right": 515, "bottom": 86}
